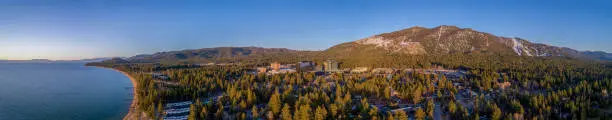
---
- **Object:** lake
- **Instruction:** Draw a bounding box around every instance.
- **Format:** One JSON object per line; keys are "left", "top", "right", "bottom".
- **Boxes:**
{"left": 0, "top": 63, "right": 132, "bottom": 120}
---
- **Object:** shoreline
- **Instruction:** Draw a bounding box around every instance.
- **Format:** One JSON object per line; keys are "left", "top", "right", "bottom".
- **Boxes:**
{"left": 91, "top": 66, "right": 149, "bottom": 120}
{"left": 115, "top": 69, "right": 146, "bottom": 120}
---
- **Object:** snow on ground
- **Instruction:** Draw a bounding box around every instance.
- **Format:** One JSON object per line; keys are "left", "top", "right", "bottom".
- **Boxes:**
{"left": 511, "top": 38, "right": 522, "bottom": 55}
{"left": 512, "top": 38, "right": 532, "bottom": 56}
{"left": 357, "top": 36, "right": 391, "bottom": 47}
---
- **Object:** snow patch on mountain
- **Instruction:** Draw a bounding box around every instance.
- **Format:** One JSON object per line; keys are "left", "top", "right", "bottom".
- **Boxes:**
{"left": 398, "top": 41, "right": 427, "bottom": 54}
{"left": 356, "top": 36, "right": 426, "bottom": 54}
{"left": 511, "top": 38, "right": 521, "bottom": 55}
{"left": 512, "top": 38, "right": 532, "bottom": 56}
{"left": 356, "top": 36, "right": 391, "bottom": 47}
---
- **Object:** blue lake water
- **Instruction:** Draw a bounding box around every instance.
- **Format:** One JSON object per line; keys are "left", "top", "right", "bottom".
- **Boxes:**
{"left": 0, "top": 63, "right": 132, "bottom": 120}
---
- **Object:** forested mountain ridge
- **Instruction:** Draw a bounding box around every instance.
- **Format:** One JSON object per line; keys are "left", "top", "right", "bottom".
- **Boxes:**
{"left": 119, "top": 47, "right": 312, "bottom": 64}
{"left": 326, "top": 25, "right": 611, "bottom": 60}
{"left": 582, "top": 51, "right": 612, "bottom": 60}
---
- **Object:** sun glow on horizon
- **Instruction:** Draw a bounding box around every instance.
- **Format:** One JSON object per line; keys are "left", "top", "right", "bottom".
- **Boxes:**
{"left": 0, "top": 38, "right": 112, "bottom": 60}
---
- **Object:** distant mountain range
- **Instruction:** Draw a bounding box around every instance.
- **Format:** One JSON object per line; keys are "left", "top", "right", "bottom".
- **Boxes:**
{"left": 92, "top": 25, "right": 611, "bottom": 64}
{"left": 581, "top": 51, "right": 612, "bottom": 61}
{"left": 122, "top": 47, "right": 302, "bottom": 63}
{"left": 0, "top": 57, "right": 114, "bottom": 63}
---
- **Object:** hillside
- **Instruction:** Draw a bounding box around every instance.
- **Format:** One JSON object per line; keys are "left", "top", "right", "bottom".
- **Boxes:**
{"left": 582, "top": 51, "right": 612, "bottom": 61}
{"left": 93, "top": 47, "right": 324, "bottom": 64}
{"left": 91, "top": 25, "right": 611, "bottom": 67}
{"left": 326, "top": 25, "right": 608, "bottom": 60}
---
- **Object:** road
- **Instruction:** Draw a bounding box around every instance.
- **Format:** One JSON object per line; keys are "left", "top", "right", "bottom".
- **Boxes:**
{"left": 434, "top": 103, "right": 443, "bottom": 120}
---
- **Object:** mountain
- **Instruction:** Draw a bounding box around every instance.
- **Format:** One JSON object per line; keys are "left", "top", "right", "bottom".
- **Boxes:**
{"left": 581, "top": 51, "right": 612, "bottom": 61}
{"left": 91, "top": 25, "right": 611, "bottom": 65}
{"left": 326, "top": 25, "right": 611, "bottom": 60}
{"left": 0, "top": 59, "right": 54, "bottom": 63}
{"left": 85, "top": 57, "right": 130, "bottom": 65}
{"left": 120, "top": 47, "right": 305, "bottom": 63}
{"left": 72, "top": 57, "right": 115, "bottom": 62}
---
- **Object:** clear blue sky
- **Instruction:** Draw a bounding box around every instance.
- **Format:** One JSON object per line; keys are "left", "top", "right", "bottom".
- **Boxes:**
{"left": 1, "top": 0, "right": 611, "bottom": 60}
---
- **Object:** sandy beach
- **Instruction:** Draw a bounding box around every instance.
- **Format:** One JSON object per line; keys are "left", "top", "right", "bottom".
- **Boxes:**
{"left": 93, "top": 66, "right": 150, "bottom": 120}
{"left": 115, "top": 69, "right": 150, "bottom": 120}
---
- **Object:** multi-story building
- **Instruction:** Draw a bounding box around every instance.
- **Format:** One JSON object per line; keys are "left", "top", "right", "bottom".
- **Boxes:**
{"left": 323, "top": 60, "right": 339, "bottom": 72}
{"left": 297, "top": 61, "right": 314, "bottom": 71}
{"left": 298, "top": 61, "right": 314, "bottom": 68}
{"left": 270, "top": 62, "right": 281, "bottom": 71}
{"left": 351, "top": 67, "right": 369, "bottom": 73}
{"left": 257, "top": 67, "right": 268, "bottom": 73}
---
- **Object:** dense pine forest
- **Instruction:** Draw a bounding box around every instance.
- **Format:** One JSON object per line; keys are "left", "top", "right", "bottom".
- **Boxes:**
{"left": 87, "top": 53, "right": 612, "bottom": 120}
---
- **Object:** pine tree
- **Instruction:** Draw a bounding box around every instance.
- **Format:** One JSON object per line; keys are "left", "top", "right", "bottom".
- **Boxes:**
{"left": 386, "top": 112, "right": 394, "bottom": 120}
{"left": 413, "top": 86, "right": 422, "bottom": 104}
{"left": 281, "top": 104, "right": 293, "bottom": 120}
{"left": 384, "top": 87, "right": 392, "bottom": 99}
{"left": 395, "top": 110, "right": 408, "bottom": 120}
{"left": 315, "top": 106, "right": 328, "bottom": 120}
{"left": 251, "top": 105, "right": 259, "bottom": 119}
{"left": 448, "top": 100, "right": 457, "bottom": 115}
{"left": 415, "top": 108, "right": 426, "bottom": 120}
{"left": 188, "top": 104, "right": 198, "bottom": 120}
{"left": 330, "top": 104, "right": 338, "bottom": 118}
{"left": 147, "top": 104, "right": 157, "bottom": 120}
{"left": 247, "top": 90, "right": 257, "bottom": 105}
{"left": 460, "top": 106, "right": 469, "bottom": 119}
{"left": 267, "top": 111, "right": 274, "bottom": 120}
{"left": 344, "top": 91, "right": 352, "bottom": 105}
{"left": 426, "top": 99, "right": 434, "bottom": 119}
{"left": 360, "top": 98, "right": 370, "bottom": 114}
{"left": 302, "top": 105, "right": 312, "bottom": 120}
{"left": 240, "top": 100, "right": 248, "bottom": 110}
{"left": 201, "top": 107, "right": 208, "bottom": 119}
{"left": 216, "top": 106, "right": 223, "bottom": 119}
{"left": 157, "top": 102, "right": 164, "bottom": 118}
{"left": 491, "top": 104, "right": 502, "bottom": 120}
{"left": 321, "top": 106, "right": 328, "bottom": 119}
{"left": 369, "top": 107, "right": 379, "bottom": 120}
{"left": 294, "top": 104, "right": 312, "bottom": 120}
{"left": 269, "top": 90, "right": 282, "bottom": 116}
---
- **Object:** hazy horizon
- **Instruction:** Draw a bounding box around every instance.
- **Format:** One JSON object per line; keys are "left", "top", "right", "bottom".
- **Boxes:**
{"left": 1, "top": 0, "right": 611, "bottom": 60}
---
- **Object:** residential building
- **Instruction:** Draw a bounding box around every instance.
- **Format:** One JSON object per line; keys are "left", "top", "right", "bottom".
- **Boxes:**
{"left": 313, "top": 65, "right": 324, "bottom": 72}
{"left": 372, "top": 68, "right": 394, "bottom": 74}
{"left": 257, "top": 67, "right": 267, "bottom": 73}
{"left": 270, "top": 62, "right": 281, "bottom": 71}
{"left": 323, "top": 60, "right": 339, "bottom": 72}
{"left": 351, "top": 67, "right": 369, "bottom": 73}
{"left": 498, "top": 81, "right": 511, "bottom": 89}
{"left": 298, "top": 61, "right": 314, "bottom": 68}
{"left": 298, "top": 61, "right": 314, "bottom": 71}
